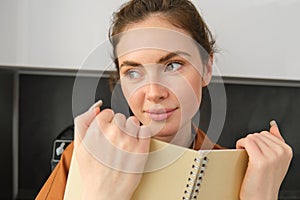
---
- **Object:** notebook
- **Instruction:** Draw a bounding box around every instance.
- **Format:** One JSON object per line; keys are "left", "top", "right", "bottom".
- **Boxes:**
{"left": 64, "top": 139, "right": 248, "bottom": 200}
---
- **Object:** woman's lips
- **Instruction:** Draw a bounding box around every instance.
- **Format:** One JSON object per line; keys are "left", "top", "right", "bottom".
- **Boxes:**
{"left": 145, "top": 108, "right": 177, "bottom": 121}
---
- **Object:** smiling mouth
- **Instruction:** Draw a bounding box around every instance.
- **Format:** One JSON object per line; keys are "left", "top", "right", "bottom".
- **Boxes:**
{"left": 145, "top": 108, "right": 177, "bottom": 121}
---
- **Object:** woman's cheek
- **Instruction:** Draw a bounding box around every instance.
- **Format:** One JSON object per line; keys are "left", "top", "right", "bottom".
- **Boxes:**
{"left": 123, "top": 85, "right": 148, "bottom": 123}
{"left": 165, "top": 76, "right": 201, "bottom": 123}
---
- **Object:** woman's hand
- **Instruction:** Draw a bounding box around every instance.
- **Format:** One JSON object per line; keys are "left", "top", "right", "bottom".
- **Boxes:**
{"left": 73, "top": 100, "right": 151, "bottom": 200}
{"left": 236, "top": 121, "right": 293, "bottom": 200}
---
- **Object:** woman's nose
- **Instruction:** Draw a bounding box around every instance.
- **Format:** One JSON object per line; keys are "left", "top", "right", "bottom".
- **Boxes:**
{"left": 145, "top": 83, "right": 169, "bottom": 102}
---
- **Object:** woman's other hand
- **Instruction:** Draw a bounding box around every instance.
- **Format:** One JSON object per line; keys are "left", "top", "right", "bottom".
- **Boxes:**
{"left": 236, "top": 121, "right": 293, "bottom": 200}
{"left": 73, "top": 100, "right": 151, "bottom": 200}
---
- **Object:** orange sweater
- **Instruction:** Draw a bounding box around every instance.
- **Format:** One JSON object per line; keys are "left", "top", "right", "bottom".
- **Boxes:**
{"left": 36, "top": 129, "right": 223, "bottom": 200}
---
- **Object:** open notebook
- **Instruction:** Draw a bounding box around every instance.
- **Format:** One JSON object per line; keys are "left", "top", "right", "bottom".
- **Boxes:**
{"left": 64, "top": 139, "right": 248, "bottom": 200}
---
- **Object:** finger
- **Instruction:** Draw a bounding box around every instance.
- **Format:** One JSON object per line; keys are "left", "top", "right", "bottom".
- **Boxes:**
{"left": 236, "top": 138, "right": 245, "bottom": 149}
{"left": 125, "top": 116, "right": 140, "bottom": 137}
{"left": 251, "top": 133, "right": 277, "bottom": 156}
{"left": 236, "top": 133, "right": 267, "bottom": 152}
{"left": 138, "top": 125, "right": 152, "bottom": 139}
{"left": 113, "top": 113, "right": 127, "bottom": 130}
{"left": 247, "top": 133, "right": 292, "bottom": 173}
{"left": 96, "top": 109, "right": 115, "bottom": 125}
{"left": 269, "top": 120, "right": 285, "bottom": 142}
{"left": 74, "top": 106, "right": 101, "bottom": 140}
{"left": 236, "top": 135, "right": 263, "bottom": 159}
{"left": 75, "top": 100, "right": 103, "bottom": 128}
{"left": 74, "top": 109, "right": 101, "bottom": 147}
{"left": 75, "top": 107, "right": 99, "bottom": 128}
{"left": 129, "top": 116, "right": 140, "bottom": 126}
{"left": 136, "top": 125, "right": 151, "bottom": 153}
{"left": 260, "top": 131, "right": 292, "bottom": 156}
{"left": 260, "top": 131, "right": 284, "bottom": 145}
{"left": 257, "top": 132, "right": 289, "bottom": 158}
{"left": 88, "top": 99, "right": 103, "bottom": 111}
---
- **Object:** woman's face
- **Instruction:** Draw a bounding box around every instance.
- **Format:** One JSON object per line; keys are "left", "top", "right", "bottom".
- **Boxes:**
{"left": 116, "top": 15, "right": 212, "bottom": 142}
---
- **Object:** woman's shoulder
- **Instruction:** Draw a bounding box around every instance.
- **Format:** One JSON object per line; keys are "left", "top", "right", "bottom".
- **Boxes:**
{"left": 194, "top": 128, "right": 225, "bottom": 150}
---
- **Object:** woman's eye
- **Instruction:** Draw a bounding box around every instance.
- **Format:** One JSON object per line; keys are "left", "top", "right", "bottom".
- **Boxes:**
{"left": 125, "top": 70, "right": 142, "bottom": 79}
{"left": 164, "top": 62, "right": 182, "bottom": 72}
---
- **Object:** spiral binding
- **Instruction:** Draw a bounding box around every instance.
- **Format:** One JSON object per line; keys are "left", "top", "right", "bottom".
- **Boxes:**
{"left": 182, "top": 156, "right": 208, "bottom": 200}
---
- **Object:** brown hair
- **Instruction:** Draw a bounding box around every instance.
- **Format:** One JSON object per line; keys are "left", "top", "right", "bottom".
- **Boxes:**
{"left": 109, "top": 0, "right": 216, "bottom": 81}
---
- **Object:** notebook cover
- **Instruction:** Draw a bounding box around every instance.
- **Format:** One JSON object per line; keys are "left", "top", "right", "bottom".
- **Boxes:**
{"left": 64, "top": 139, "right": 248, "bottom": 200}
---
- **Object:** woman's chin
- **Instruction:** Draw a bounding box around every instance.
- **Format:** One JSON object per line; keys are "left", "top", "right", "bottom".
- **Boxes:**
{"left": 150, "top": 127, "right": 179, "bottom": 143}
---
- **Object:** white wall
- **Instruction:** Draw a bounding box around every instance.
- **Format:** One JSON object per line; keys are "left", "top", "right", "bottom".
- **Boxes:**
{"left": 0, "top": 0, "right": 17, "bottom": 66}
{"left": 0, "top": 0, "right": 124, "bottom": 70}
{"left": 0, "top": 0, "right": 300, "bottom": 80}
{"left": 197, "top": 0, "right": 300, "bottom": 81}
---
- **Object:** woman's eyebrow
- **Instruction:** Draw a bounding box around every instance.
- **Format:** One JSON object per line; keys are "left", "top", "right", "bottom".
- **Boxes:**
{"left": 157, "top": 51, "right": 191, "bottom": 63}
{"left": 119, "top": 51, "right": 191, "bottom": 68}
{"left": 120, "top": 60, "right": 142, "bottom": 68}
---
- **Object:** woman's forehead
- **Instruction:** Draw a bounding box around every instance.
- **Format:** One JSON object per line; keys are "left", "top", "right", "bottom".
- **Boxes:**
{"left": 115, "top": 28, "right": 203, "bottom": 59}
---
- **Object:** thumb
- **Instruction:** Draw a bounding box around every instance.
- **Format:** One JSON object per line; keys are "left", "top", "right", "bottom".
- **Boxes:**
{"left": 269, "top": 120, "right": 285, "bottom": 142}
{"left": 74, "top": 100, "right": 103, "bottom": 141}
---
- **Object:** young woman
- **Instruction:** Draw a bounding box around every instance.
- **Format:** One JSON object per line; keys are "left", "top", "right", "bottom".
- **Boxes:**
{"left": 36, "top": 0, "right": 293, "bottom": 199}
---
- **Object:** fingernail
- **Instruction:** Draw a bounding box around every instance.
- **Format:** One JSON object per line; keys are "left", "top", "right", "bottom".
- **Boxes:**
{"left": 270, "top": 120, "right": 278, "bottom": 127}
{"left": 89, "top": 100, "right": 103, "bottom": 111}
